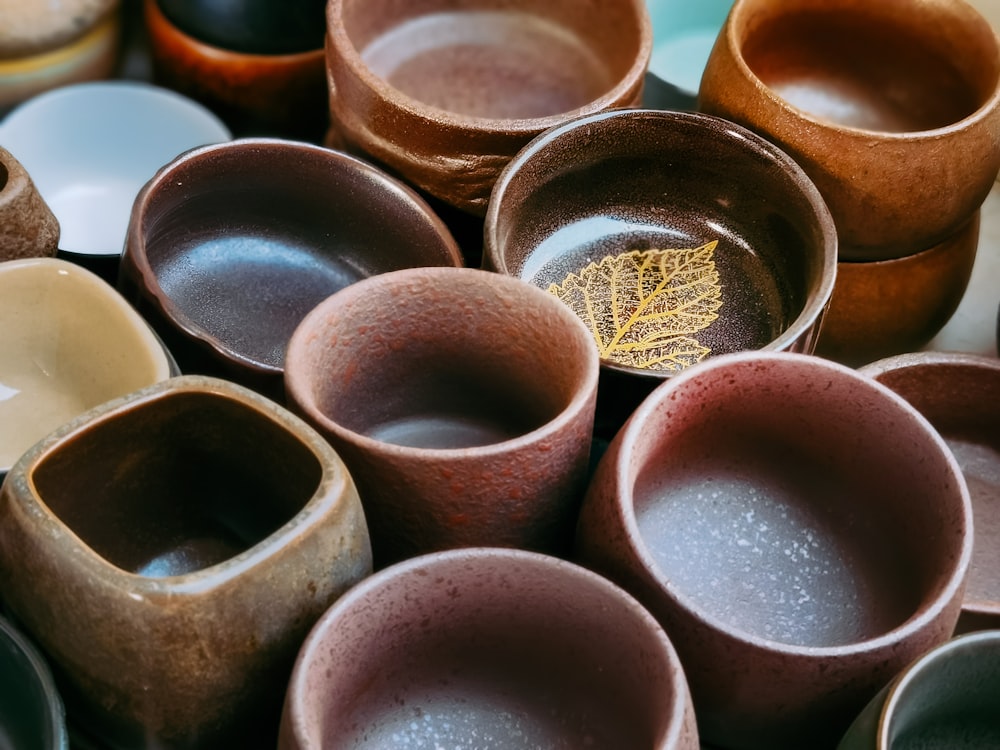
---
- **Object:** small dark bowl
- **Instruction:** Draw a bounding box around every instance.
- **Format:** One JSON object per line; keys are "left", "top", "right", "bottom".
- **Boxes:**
{"left": 118, "top": 138, "right": 463, "bottom": 402}
{"left": 483, "top": 108, "right": 837, "bottom": 438}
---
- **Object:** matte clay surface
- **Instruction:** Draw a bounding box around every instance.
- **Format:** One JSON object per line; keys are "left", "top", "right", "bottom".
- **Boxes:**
{"left": 0, "top": 146, "right": 59, "bottom": 261}
{"left": 698, "top": 0, "right": 1000, "bottom": 261}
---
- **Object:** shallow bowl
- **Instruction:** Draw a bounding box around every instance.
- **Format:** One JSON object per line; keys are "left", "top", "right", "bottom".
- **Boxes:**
{"left": 860, "top": 351, "right": 1000, "bottom": 635}
{"left": 325, "top": 0, "right": 651, "bottom": 216}
{"left": 118, "top": 138, "right": 463, "bottom": 401}
{"left": 0, "top": 257, "right": 175, "bottom": 480}
{"left": 575, "top": 350, "right": 972, "bottom": 749}
{"left": 279, "top": 547, "right": 700, "bottom": 750}
{"left": 698, "top": 0, "right": 1000, "bottom": 261}
{"left": 483, "top": 108, "right": 837, "bottom": 437}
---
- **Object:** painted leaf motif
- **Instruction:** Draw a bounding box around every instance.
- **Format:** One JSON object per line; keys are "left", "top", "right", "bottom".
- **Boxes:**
{"left": 547, "top": 241, "right": 722, "bottom": 372}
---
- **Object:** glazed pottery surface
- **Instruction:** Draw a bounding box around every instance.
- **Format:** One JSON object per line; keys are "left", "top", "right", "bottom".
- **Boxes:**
{"left": 325, "top": 0, "right": 651, "bottom": 215}
{"left": 837, "top": 630, "right": 1000, "bottom": 749}
{"left": 144, "top": 0, "right": 328, "bottom": 140}
{"left": 284, "top": 266, "right": 599, "bottom": 567}
{"left": 816, "top": 212, "right": 980, "bottom": 368}
{"left": 0, "top": 614, "right": 69, "bottom": 750}
{"left": 0, "top": 0, "right": 118, "bottom": 57}
{"left": 0, "top": 257, "right": 174, "bottom": 479}
{"left": 0, "top": 375, "right": 373, "bottom": 749}
{"left": 483, "top": 108, "right": 837, "bottom": 438}
{"left": 0, "top": 80, "right": 231, "bottom": 265}
{"left": 279, "top": 547, "right": 700, "bottom": 750}
{"left": 119, "top": 138, "right": 463, "bottom": 401}
{"left": 575, "top": 351, "right": 972, "bottom": 749}
{"left": 860, "top": 352, "right": 1000, "bottom": 634}
{"left": 698, "top": 0, "right": 1000, "bottom": 261}
{"left": 0, "top": 145, "right": 59, "bottom": 261}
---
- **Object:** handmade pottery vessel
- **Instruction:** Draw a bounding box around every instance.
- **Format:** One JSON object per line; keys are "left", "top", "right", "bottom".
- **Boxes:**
{"left": 284, "top": 266, "right": 600, "bottom": 567}
{"left": 816, "top": 212, "right": 980, "bottom": 367}
{"left": 0, "top": 145, "right": 59, "bottom": 261}
{"left": 144, "top": 0, "right": 328, "bottom": 140}
{"left": 837, "top": 629, "right": 1000, "bottom": 749}
{"left": 860, "top": 351, "right": 1000, "bottom": 634}
{"left": 0, "top": 614, "right": 69, "bottom": 750}
{"left": 0, "top": 80, "right": 231, "bottom": 281}
{"left": 119, "top": 138, "right": 463, "bottom": 402}
{"left": 574, "top": 351, "right": 972, "bottom": 750}
{"left": 325, "top": 0, "right": 651, "bottom": 215}
{"left": 483, "top": 108, "right": 837, "bottom": 438}
{"left": 698, "top": 0, "right": 1000, "bottom": 261}
{"left": 278, "top": 547, "right": 700, "bottom": 750}
{"left": 0, "top": 257, "right": 174, "bottom": 481}
{"left": 0, "top": 375, "right": 373, "bottom": 749}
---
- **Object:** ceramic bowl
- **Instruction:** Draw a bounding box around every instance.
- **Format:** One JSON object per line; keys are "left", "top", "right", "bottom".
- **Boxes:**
{"left": 0, "top": 375, "right": 373, "bottom": 749}
{"left": 860, "top": 351, "right": 1000, "bottom": 635}
{"left": 0, "top": 1, "right": 120, "bottom": 110}
{"left": 324, "top": 0, "right": 651, "bottom": 216}
{"left": 284, "top": 266, "right": 599, "bottom": 567}
{"left": 815, "top": 213, "right": 979, "bottom": 368}
{"left": 698, "top": 0, "right": 1000, "bottom": 261}
{"left": 144, "top": 0, "right": 329, "bottom": 141}
{"left": 0, "top": 614, "right": 69, "bottom": 750}
{"left": 645, "top": 0, "right": 733, "bottom": 105}
{"left": 483, "top": 108, "right": 838, "bottom": 438}
{"left": 0, "top": 80, "right": 231, "bottom": 279}
{"left": 278, "top": 547, "right": 700, "bottom": 750}
{"left": 574, "top": 350, "right": 973, "bottom": 749}
{"left": 0, "top": 257, "right": 175, "bottom": 481}
{"left": 0, "top": 145, "right": 59, "bottom": 261}
{"left": 119, "top": 138, "right": 463, "bottom": 402}
{"left": 838, "top": 629, "right": 1000, "bottom": 749}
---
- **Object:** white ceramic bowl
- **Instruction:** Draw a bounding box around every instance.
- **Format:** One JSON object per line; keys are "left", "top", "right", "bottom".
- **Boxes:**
{"left": 0, "top": 81, "right": 231, "bottom": 260}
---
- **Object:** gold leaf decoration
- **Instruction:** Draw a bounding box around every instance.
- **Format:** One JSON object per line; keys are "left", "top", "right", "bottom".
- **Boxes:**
{"left": 548, "top": 241, "right": 722, "bottom": 372}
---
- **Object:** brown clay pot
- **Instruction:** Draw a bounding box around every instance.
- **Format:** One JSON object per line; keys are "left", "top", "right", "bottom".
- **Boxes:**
{"left": 0, "top": 146, "right": 59, "bottom": 261}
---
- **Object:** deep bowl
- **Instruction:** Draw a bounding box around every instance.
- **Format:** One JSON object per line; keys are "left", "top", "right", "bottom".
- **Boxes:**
{"left": 0, "top": 615, "right": 68, "bottom": 750}
{"left": 119, "top": 138, "right": 463, "bottom": 401}
{"left": 483, "top": 108, "right": 837, "bottom": 437}
{"left": 860, "top": 351, "right": 1000, "bottom": 634}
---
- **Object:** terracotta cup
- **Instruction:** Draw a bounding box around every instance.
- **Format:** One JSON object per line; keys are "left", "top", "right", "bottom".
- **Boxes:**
{"left": 0, "top": 375, "right": 373, "bottom": 749}
{"left": 698, "top": 0, "right": 1000, "bottom": 261}
{"left": 0, "top": 146, "right": 59, "bottom": 261}
{"left": 284, "top": 266, "right": 600, "bottom": 567}
{"left": 325, "top": 0, "right": 651, "bottom": 216}
{"left": 575, "top": 350, "right": 973, "bottom": 750}
{"left": 860, "top": 351, "right": 1000, "bottom": 634}
{"left": 279, "top": 547, "right": 700, "bottom": 750}
{"left": 837, "top": 630, "right": 1000, "bottom": 749}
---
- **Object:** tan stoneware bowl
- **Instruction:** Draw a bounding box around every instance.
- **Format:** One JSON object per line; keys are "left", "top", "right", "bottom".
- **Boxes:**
{"left": 0, "top": 145, "right": 59, "bottom": 261}
{"left": 698, "top": 0, "right": 1000, "bottom": 261}
{"left": 574, "top": 350, "right": 973, "bottom": 750}
{"left": 118, "top": 137, "right": 463, "bottom": 402}
{"left": 324, "top": 0, "right": 652, "bottom": 216}
{"left": 284, "top": 266, "right": 600, "bottom": 568}
{"left": 0, "top": 257, "right": 175, "bottom": 481}
{"left": 860, "top": 351, "right": 1000, "bottom": 635}
{"left": 483, "top": 108, "right": 838, "bottom": 438}
{"left": 143, "top": 0, "right": 328, "bottom": 141}
{"left": 815, "top": 212, "right": 980, "bottom": 368}
{"left": 838, "top": 630, "right": 1000, "bottom": 749}
{"left": 278, "top": 547, "right": 701, "bottom": 750}
{"left": 0, "top": 375, "right": 373, "bottom": 749}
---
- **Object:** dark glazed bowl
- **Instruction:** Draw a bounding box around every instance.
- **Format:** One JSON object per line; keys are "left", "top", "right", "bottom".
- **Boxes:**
{"left": 860, "top": 351, "right": 1000, "bottom": 634}
{"left": 575, "top": 351, "right": 972, "bottom": 749}
{"left": 278, "top": 547, "right": 700, "bottom": 750}
{"left": 0, "top": 615, "right": 68, "bottom": 750}
{"left": 325, "top": 0, "right": 652, "bottom": 215}
{"left": 483, "top": 108, "right": 837, "bottom": 438}
{"left": 118, "top": 138, "right": 463, "bottom": 402}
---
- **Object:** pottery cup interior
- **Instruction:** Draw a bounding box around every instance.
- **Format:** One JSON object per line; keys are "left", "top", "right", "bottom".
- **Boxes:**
{"left": 860, "top": 351, "right": 1000, "bottom": 634}
{"left": 0, "top": 615, "right": 68, "bottom": 750}
{"left": 279, "top": 547, "right": 699, "bottom": 750}
{"left": 484, "top": 108, "right": 837, "bottom": 436}
{"left": 0, "top": 257, "right": 174, "bottom": 478}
